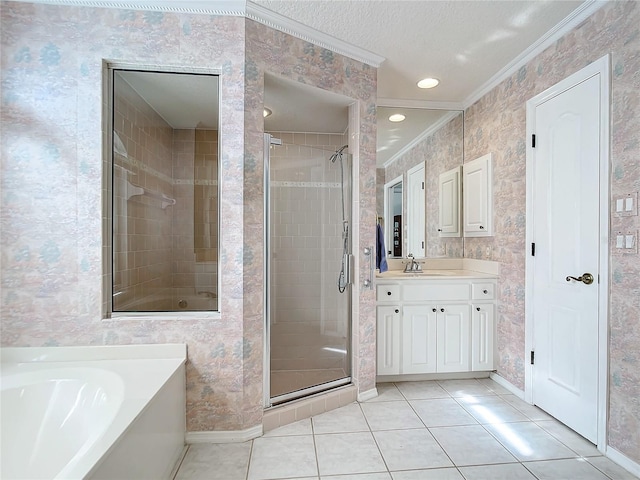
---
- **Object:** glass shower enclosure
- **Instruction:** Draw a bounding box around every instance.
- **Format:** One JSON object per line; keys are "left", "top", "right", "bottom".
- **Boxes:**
{"left": 264, "top": 135, "right": 352, "bottom": 406}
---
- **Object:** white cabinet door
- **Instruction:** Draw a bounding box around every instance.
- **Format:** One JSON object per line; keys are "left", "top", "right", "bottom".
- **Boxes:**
{"left": 463, "top": 154, "right": 493, "bottom": 237}
{"left": 438, "top": 166, "right": 461, "bottom": 237}
{"left": 402, "top": 305, "right": 437, "bottom": 374}
{"left": 377, "top": 305, "right": 401, "bottom": 375}
{"left": 471, "top": 303, "right": 495, "bottom": 371}
{"left": 436, "top": 304, "right": 471, "bottom": 372}
{"left": 407, "top": 163, "right": 425, "bottom": 257}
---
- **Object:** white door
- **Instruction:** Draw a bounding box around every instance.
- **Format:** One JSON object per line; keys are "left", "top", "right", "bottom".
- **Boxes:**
{"left": 529, "top": 74, "right": 601, "bottom": 443}
{"left": 407, "top": 164, "right": 425, "bottom": 257}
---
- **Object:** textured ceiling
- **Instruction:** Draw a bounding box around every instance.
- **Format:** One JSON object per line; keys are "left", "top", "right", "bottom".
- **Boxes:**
{"left": 254, "top": 0, "right": 584, "bottom": 103}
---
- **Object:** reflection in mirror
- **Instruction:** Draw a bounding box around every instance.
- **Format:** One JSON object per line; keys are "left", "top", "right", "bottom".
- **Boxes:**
{"left": 377, "top": 108, "right": 464, "bottom": 259}
{"left": 383, "top": 177, "right": 403, "bottom": 257}
{"left": 111, "top": 70, "right": 219, "bottom": 313}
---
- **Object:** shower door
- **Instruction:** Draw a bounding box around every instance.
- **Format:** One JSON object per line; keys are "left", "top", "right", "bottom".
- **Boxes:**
{"left": 265, "top": 135, "right": 352, "bottom": 406}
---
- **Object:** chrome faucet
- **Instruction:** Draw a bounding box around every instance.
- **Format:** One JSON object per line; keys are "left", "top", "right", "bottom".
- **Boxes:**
{"left": 403, "top": 254, "right": 421, "bottom": 272}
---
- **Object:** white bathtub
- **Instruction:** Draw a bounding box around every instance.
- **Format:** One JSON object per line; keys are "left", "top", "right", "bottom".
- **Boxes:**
{"left": 1, "top": 344, "right": 186, "bottom": 480}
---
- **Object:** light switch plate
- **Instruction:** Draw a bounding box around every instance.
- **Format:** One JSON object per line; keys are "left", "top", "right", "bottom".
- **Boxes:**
{"left": 614, "top": 230, "right": 638, "bottom": 254}
{"left": 614, "top": 192, "right": 638, "bottom": 217}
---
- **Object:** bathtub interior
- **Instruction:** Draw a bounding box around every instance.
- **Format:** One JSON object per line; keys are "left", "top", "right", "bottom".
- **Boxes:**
{"left": 0, "top": 344, "right": 186, "bottom": 480}
{"left": 1, "top": 368, "right": 125, "bottom": 480}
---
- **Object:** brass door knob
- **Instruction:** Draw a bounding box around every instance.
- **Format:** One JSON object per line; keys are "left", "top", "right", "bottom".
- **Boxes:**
{"left": 566, "top": 273, "right": 594, "bottom": 285}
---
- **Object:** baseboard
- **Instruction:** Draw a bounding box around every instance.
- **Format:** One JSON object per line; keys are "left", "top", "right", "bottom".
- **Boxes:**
{"left": 606, "top": 446, "right": 640, "bottom": 478}
{"left": 357, "top": 387, "right": 378, "bottom": 402}
{"left": 489, "top": 372, "right": 525, "bottom": 399}
{"left": 185, "top": 425, "right": 263, "bottom": 444}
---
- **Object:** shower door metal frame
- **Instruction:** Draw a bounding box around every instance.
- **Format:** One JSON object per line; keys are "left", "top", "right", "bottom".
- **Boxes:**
{"left": 263, "top": 134, "right": 353, "bottom": 408}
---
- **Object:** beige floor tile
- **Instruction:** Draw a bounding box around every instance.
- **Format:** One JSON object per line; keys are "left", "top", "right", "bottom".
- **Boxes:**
{"left": 536, "top": 419, "right": 600, "bottom": 457}
{"left": 395, "top": 380, "right": 450, "bottom": 400}
{"left": 524, "top": 458, "right": 611, "bottom": 479}
{"left": 312, "top": 403, "right": 369, "bottom": 434}
{"left": 410, "top": 398, "right": 478, "bottom": 427}
{"left": 373, "top": 428, "right": 453, "bottom": 471}
{"left": 430, "top": 425, "right": 518, "bottom": 466}
{"left": 391, "top": 468, "right": 464, "bottom": 480}
{"left": 248, "top": 435, "right": 317, "bottom": 480}
{"left": 361, "top": 401, "right": 424, "bottom": 431}
{"left": 175, "top": 442, "right": 251, "bottom": 480}
{"left": 459, "top": 462, "right": 538, "bottom": 479}
{"left": 484, "top": 421, "right": 578, "bottom": 462}
{"left": 586, "top": 456, "right": 640, "bottom": 480}
{"left": 315, "top": 432, "right": 387, "bottom": 476}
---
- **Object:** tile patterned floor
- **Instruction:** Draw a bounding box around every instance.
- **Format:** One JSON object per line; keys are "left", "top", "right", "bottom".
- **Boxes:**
{"left": 174, "top": 379, "right": 639, "bottom": 480}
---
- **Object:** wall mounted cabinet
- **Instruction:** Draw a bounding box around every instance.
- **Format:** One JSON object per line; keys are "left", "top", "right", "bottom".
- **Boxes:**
{"left": 438, "top": 166, "right": 461, "bottom": 237}
{"left": 463, "top": 153, "right": 493, "bottom": 237}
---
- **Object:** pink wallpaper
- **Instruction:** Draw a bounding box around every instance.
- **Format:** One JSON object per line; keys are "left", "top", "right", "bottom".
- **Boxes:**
{"left": 463, "top": 1, "right": 640, "bottom": 462}
{"left": 0, "top": 1, "right": 377, "bottom": 433}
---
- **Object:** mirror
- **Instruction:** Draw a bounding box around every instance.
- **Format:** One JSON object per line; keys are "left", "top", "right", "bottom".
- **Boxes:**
{"left": 377, "top": 108, "right": 464, "bottom": 259}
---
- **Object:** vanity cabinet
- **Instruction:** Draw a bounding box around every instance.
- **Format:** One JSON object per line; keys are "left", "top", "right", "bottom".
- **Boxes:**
{"left": 376, "top": 276, "right": 496, "bottom": 376}
{"left": 463, "top": 153, "right": 493, "bottom": 237}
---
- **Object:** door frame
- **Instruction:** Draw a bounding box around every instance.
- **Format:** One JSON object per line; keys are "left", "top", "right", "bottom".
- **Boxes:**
{"left": 524, "top": 54, "right": 610, "bottom": 451}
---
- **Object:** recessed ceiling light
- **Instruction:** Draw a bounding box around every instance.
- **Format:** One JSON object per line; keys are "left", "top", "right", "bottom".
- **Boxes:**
{"left": 417, "top": 77, "right": 440, "bottom": 89}
{"left": 263, "top": 108, "right": 272, "bottom": 118}
{"left": 389, "top": 113, "right": 406, "bottom": 122}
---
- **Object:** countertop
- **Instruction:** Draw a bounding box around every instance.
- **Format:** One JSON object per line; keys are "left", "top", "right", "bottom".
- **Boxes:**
{"left": 376, "top": 269, "right": 498, "bottom": 280}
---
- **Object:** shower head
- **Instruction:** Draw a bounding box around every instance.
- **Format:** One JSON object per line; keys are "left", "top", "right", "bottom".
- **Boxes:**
{"left": 330, "top": 145, "right": 349, "bottom": 163}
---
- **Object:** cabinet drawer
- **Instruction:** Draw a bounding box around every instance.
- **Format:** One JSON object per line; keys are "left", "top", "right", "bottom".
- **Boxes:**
{"left": 472, "top": 282, "right": 495, "bottom": 300}
{"left": 377, "top": 284, "right": 400, "bottom": 302}
{"left": 403, "top": 283, "right": 470, "bottom": 302}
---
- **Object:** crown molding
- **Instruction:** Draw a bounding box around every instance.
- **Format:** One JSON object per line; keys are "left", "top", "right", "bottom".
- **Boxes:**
{"left": 377, "top": 98, "right": 463, "bottom": 111}
{"left": 462, "top": 0, "right": 608, "bottom": 109}
{"left": 382, "top": 110, "right": 460, "bottom": 169}
{"left": 4, "top": 0, "right": 384, "bottom": 67}
{"left": 246, "top": 1, "right": 384, "bottom": 67}
{"left": 3, "top": 0, "right": 247, "bottom": 15}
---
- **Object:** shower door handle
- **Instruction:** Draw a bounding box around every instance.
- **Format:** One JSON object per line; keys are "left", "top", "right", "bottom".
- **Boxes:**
{"left": 363, "top": 247, "right": 374, "bottom": 290}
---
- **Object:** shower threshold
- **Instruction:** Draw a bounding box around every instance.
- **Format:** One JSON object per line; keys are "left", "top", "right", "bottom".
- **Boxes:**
{"left": 270, "top": 376, "right": 352, "bottom": 406}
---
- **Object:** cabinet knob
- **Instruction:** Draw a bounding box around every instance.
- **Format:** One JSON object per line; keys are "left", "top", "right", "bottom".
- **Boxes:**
{"left": 483, "top": 289, "right": 488, "bottom": 294}
{"left": 440, "top": 308, "right": 445, "bottom": 312}
{"left": 479, "top": 225, "right": 485, "bottom": 230}
{"left": 432, "top": 308, "right": 437, "bottom": 312}
{"left": 387, "top": 291, "right": 392, "bottom": 296}
{"left": 476, "top": 307, "right": 481, "bottom": 311}
{"left": 395, "top": 309, "right": 399, "bottom": 314}
{"left": 437, "top": 228, "right": 442, "bottom": 232}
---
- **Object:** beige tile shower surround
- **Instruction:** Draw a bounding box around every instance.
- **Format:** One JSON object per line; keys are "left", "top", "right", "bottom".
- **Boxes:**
{"left": 0, "top": 0, "right": 638, "bottom": 466}
{"left": 112, "top": 78, "right": 218, "bottom": 311}
{"left": 0, "top": 3, "right": 378, "bottom": 435}
{"left": 382, "top": 2, "right": 640, "bottom": 464}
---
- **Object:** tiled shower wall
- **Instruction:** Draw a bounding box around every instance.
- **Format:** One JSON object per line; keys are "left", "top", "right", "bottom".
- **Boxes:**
{"left": 112, "top": 78, "right": 217, "bottom": 311}
{"left": 268, "top": 133, "right": 350, "bottom": 375}
{"left": 113, "top": 77, "right": 174, "bottom": 310}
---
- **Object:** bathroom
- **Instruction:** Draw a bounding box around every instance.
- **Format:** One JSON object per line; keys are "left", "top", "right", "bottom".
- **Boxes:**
{"left": 1, "top": 0, "right": 639, "bottom": 478}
